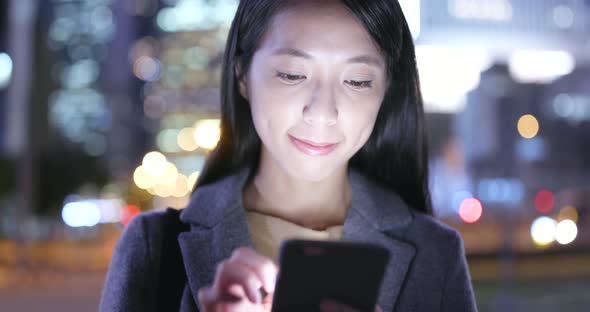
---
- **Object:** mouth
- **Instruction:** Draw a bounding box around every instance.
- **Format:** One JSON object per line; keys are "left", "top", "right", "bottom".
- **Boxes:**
{"left": 288, "top": 135, "right": 339, "bottom": 156}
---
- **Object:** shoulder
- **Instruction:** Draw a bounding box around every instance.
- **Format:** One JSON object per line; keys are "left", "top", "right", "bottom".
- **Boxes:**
{"left": 100, "top": 211, "right": 170, "bottom": 311}
{"left": 410, "top": 213, "right": 462, "bottom": 240}
{"left": 404, "top": 212, "right": 464, "bottom": 256}
{"left": 107, "top": 210, "right": 178, "bottom": 274}
{"left": 120, "top": 211, "right": 169, "bottom": 247}
{"left": 404, "top": 215, "right": 477, "bottom": 311}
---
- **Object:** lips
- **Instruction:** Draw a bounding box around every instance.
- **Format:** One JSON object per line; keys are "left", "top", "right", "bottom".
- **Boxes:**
{"left": 288, "top": 135, "right": 338, "bottom": 156}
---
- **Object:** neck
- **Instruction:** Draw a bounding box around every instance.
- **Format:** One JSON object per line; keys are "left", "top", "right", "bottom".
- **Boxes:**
{"left": 243, "top": 152, "right": 352, "bottom": 231}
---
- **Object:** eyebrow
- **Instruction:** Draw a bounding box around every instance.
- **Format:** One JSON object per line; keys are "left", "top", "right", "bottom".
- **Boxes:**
{"left": 271, "top": 47, "right": 384, "bottom": 67}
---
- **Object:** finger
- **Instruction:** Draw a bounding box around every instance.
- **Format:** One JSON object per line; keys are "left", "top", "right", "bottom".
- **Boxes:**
{"left": 198, "top": 285, "right": 267, "bottom": 312}
{"left": 197, "top": 287, "right": 212, "bottom": 309}
{"left": 198, "top": 286, "right": 241, "bottom": 311}
{"left": 213, "top": 259, "right": 263, "bottom": 304}
{"left": 261, "top": 293, "right": 274, "bottom": 311}
{"left": 230, "top": 247, "right": 279, "bottom": 293}
{"left": 375, "top": 305, "right": 382, "bottom": 312}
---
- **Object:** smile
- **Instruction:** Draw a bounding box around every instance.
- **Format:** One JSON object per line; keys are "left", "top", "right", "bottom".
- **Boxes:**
{"left": 288, "top": 135, "right": 339, "bottom": 156}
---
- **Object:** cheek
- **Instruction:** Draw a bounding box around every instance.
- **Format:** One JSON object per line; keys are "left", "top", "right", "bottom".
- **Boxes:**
{"left": 344, "top": 100, "right": 382, "bottom": 148}
{"left": 248, "top": 76, "right": 300, "bottom": 140}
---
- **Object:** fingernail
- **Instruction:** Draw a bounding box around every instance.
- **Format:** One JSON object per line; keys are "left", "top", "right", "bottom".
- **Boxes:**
{"left": 247, "top": 284, "right": 261, "bottom": 304}
{"left": 264, "top": 266, "right": 277, "bottom": 292}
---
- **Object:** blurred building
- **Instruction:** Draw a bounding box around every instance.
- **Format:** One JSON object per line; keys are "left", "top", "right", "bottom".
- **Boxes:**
{"left": 0, "top": 0, "right": 587, "bottom": 250}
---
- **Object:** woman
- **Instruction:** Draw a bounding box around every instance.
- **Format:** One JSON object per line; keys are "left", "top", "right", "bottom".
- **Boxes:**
{"left": 100, "top": 0, "right": 478, "bottom": 311}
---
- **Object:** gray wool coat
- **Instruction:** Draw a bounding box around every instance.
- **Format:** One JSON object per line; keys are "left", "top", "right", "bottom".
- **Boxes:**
{"left": 100, "top": 167, "right": 478, "bottom": 312}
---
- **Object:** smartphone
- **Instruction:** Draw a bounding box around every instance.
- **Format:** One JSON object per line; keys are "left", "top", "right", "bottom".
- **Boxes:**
{"left": 270, "top": 239, "right": 390, "bottom": 312}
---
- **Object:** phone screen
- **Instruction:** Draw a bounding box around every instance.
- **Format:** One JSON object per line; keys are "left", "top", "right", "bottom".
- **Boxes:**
{"left": 271, "top": 239, "right": 390, "bottom": 312}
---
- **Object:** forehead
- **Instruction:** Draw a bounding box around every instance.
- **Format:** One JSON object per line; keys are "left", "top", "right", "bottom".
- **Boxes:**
{"left": 258, "top": 1, "right": 382, "bottom": 58}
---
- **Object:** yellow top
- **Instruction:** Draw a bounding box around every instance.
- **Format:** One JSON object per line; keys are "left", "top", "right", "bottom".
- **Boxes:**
{"left": 245, "top": 211, "right": 344, "bottom": 263}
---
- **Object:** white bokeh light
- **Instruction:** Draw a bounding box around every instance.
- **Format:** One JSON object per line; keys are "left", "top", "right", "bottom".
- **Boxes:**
{"left": 62, "top": 201, "right": 101, "bottom": 227}
{"left": 530, "top": 216, "right": 557, "bottom": 246}
{"left": 509, "top": 50, "right": 574, "bottom": 84}
{"left": 416, "top": 45, "right": 491, "bottom": 113}
{"left": 398, "top": 0, "right": 420, "bottom": 39}
{"left": 555, "top": 219, "right": 578, "bottom": 245}
{"left": 0, "top": 52, "right": 14, "bottom": 89}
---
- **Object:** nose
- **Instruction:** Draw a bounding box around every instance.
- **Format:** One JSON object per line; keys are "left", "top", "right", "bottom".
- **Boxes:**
{"left": 302, "top": 82, "right": 338, "bottom": 126}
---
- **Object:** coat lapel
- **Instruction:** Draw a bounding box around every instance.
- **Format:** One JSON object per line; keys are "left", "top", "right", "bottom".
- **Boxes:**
{"left": 342, "top": 210, "right": 416, "bottom": 312}
{"left": 178, "top": 167, "right": 254, "bottom": 311}
{"left": 177, "top": 167, "right": 417, "bottom": 312}
{"left": 342, "top": 170, "right": 417, "bottom": 312}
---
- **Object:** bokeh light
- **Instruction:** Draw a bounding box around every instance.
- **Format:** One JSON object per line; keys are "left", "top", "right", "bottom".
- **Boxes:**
{"left": 48, "top": 89, "right": 109, "bottom": 147}
{"left": 552, "top": 93, "right": 590, "bottom": 123}
{"left": 459, "top": 198, "right": 483, "bottom": 223}
{"left": 154, "top": 182, "right": 174, "bottom": 198}
{"left": 135, "top": 150, "right": 193, "bottom": 198}
{"left": 62, "top": 201, "right": 101, "bottom": 227}
{"left": 183, "top": 46, "right": 209, "bottom": 70}
{"left": 452, "top": 190, "right": 473, "bottom": 212}
{"left": 415, "top": 45, "right": 491, "bottom": 112}
{"left": 159, "top": 162, "right": 179, "bottom": 186}
{"left": 534, "top": 190, "right": 555, "bottom": 214}
{"left": 194, "top": 119, "right": 221, "bottom": 150}
{"left": 555, "top": 219, "right": 578, "bottom": 245}
{"left": 97, "top": 199, "right": 124, "bottom": 224}
{"left": 155, "top": 0, "right": 238, "bottom": 32}
{"left": 515, "top": 137, "right": 546, "bottom": 162}
{"left": 557, "top": 205, "right": 579, "bottom": 223}
{"left": 172, "top": 174, "right": 190, "bottom": 197}
{"left": 398, "top": 0, "right": 420, "bottom": 39}
{"left": 509, "top": 50, "right": 574, "bottom": 83}
{"left": 448, "top": 0, "right": 513, "bottom": 21}
{"left": 60, "top": 59, "right": 100, "bottom": 89}
{"left": 133, "top": 56, "right": 161, "bottom": 81}
{"left": 477, "top": 178, "right": 525, "bottom": 205}
{"left": 188, "top": 171, "right": 200, "bottom": 191}
{"left": 162, "top": 65, "right": 185, "bottom": 89}
{"left": 121, "top": 205, "right": 141, "bottom": 227}
{"left": 142, "top": 151, "right": 167, "bottom": 176}
{"left": 133, "top": 165, "right": 156, "bottom": 189}
{"left": 146, "top": 186, "right": 158, "bottom": 196}
{"left": 517, "top": 114, "right": 539, "bottom": 139}
{"left": 157, "top": 128, "right": 181, "bottom": 153}
{"left": 530, "top": 216, "right": 557, "bottom": 246}
{"left": 177, "top": 127, "right": 199, "bottom": 151}
{"left": 0, "top": 52, "right": 14, "bottom": 88}
{"left": 552, "top": 5, "right": 575, "bottom": 29}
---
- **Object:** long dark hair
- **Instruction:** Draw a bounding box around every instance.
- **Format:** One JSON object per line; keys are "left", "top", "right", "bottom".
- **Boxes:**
{"left": 195, "top": 0, "right": 432, "bottom": 214}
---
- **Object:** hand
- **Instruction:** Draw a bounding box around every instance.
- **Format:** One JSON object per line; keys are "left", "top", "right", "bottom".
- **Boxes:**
{"left": 320, "top": 299, "right": 383, "bottom": 312}
{"left": 198, "top": 247, "right": 279, "bottom": 312}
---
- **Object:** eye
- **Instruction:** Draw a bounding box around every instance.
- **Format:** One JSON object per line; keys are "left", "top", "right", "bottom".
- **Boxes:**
{"left": 276, "top": 71, "right": 306, "bottom": 84}
{"left": 344, "top": 80, "right": 373, "bottom": 90}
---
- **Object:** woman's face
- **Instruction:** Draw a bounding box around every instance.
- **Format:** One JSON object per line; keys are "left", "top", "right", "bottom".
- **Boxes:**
{"left": 243, "top": 0, "right": 387, "bottom": 181}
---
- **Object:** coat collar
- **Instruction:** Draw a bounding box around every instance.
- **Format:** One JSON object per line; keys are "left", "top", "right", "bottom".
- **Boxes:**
{"left": 178, "top": 166, "right": 416, "bottom": 312}
{"left": 180, "top": 166, "right": 414, "bottom": 231}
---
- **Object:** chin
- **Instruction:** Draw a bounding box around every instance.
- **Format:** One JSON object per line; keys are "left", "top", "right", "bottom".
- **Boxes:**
{"left": 281, "top": 159, "right": 342, "bottom": 183}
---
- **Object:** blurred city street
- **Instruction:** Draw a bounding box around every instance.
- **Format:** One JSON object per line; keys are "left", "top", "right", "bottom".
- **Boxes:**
{"left": 0, "top": 272, "right": 103, "bottom": 312}
{"left": 1, "top": 0, "right": 590, "bottom": 311}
